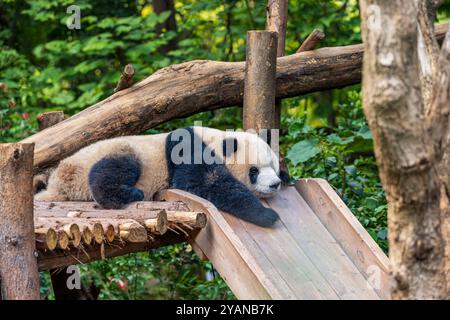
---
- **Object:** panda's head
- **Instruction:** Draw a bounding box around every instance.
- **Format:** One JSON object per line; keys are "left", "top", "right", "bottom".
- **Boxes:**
{"left": 220, "top": 131, "right": 284, "bottom": 198}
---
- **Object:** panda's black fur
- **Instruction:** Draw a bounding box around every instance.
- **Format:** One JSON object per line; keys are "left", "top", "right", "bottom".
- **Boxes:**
{"left": 89, "top": 127, "right": 279, "bottom": 227}
{"left": 165, "top": 127, "right": 279, "bottom": 227}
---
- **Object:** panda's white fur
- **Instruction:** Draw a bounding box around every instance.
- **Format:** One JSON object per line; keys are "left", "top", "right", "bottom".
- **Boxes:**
{"left": 36, "top": 126, "right": 283, "bottom": 227}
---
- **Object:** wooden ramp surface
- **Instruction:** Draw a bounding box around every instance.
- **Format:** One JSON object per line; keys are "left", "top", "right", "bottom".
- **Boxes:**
{"left": 160, "top": 179, "right": 391, "bottom": 300}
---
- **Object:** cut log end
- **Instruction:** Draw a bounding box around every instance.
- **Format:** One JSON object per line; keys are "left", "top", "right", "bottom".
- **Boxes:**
{"left": 63, "top": 223, "right": 81, "bottom": 247}
{"left": 57, "top": 230, "right": 70, "bottom": 250}
{"left": 144, "top": 209, "right": 168, "bottom": 235}
{"left": 81, "top": 226, "right": 93, "bottom": 245}
{"left": 119, "top": 221, "right": 147, "bottom": 243}
{"left": 92, "top": 222, "right": 104, "bottom": 244}
{"left": 104, "top": 224, "right": 116, "bottom": 243}
{"left": 167, "top": 211, "right": 207, "bottom": 229}
{"left": 35, "top": 227, "right": 57, "bottom": 251}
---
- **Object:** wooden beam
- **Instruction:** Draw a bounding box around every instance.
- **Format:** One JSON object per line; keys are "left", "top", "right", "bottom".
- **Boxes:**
{"left": 0, "top": 143, "right": 40, "bottom": 300}
{"left": 22, "top": 22, "right": 449, "bottom": 171}
{"left": 243, "top": 31, "right": 278, "bottom": 132}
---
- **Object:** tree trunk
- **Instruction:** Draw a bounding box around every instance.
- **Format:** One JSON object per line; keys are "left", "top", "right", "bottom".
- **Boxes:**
{"left": 360, "top": 0, "right": 449, "bottom": 299}
{"left": 0, "top": 143, "right": 40, "bottom": 300}
{"left": 153, "top": 0, "right": 178, "bottom": 53}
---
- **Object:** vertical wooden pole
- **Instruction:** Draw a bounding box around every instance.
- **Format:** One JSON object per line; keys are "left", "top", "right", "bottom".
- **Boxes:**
{"left": 37, "top": 111, "right": 98, "bottom": 300}
{"left": 243, "top": 31, "right": 278, "bottom": 132}
{"left": 0, "top": 143, "right": 40, "bottom": 300}
{"left": 266, "top": 0, "right": 288, "bottom": 130}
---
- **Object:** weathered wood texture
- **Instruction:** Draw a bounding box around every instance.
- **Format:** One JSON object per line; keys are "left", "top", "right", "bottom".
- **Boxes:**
{"left": 0, "top": 143, "right": 40, "bottom": 300}
{"left": 37, "top": 111, "right": 66, "bottom": 132}
{"left": 243, "top": 31, "right": 278, "bottom": 132}
{"left": 266, "top": 0, "right": 288, "bottom": 129}
{"left": 297, "top": 29, "right": 325, "bottom": 53}
{"left": 295, "top": 179, "right": 391, "bottom": 299}
{"left": 38, "top": 230, "right": 193, "bottom": 271}
{"left": 114, "top": 64, "right": 135, "bottom": 93}
{"left": 22, "top": 22, "right": 448, "bottom": 171}
{"left": 34, "top": 200, "right": 206, "bottom": 270}
{"left": 265, "top": 0, "right": 288, "bottom": 56}
{"left": 360, "top": 1, "right": 449, "bottom": 299}
{"left": 158, "top": 183, "right": 389, "bottom": 300}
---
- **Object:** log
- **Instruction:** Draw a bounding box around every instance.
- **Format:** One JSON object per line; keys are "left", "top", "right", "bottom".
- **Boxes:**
{"left": 35, "top": 227, "right": 57, "bottom": 251}
{"left": 22, "top": 22, "right": 449, "bottom": 172}
{"left": 119, "top": 221, "right": 147, "bottom": 243}
{"left": 35, "top": 200, "right": 190, "bottom": 212}
{"left": 37, "top": 111, "right": 66, "bottom": 132}
{"left": 34, "top": 201, "right": 169, "bottom": 236}
{"left": 35, "top": 216, "right": 150, "bottom": 244}
{"left": 266, "top": 0, "right": 288, "bottom": 129}
{"left": 297, "top": 29, "right": 325, "bottom": 53}
{"left": 0, "top": 143, "right": 40, "bottom": 300}
{"left": 56, "top": 230, "right": 70, "bottom": 250}
{"left": 167, "top": 211, "right": 207, "bottom": 229}
{"left": 114, "top": 64, "right": 135, "bottom": 93}
{"left": 37, "top": 231, "right": 191, "bottom": 271}
{"left": 243, "top": 31, "right": 278, "bottom": 132}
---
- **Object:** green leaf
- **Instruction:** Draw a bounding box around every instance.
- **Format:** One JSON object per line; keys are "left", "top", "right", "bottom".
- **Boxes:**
{"left": 287, "top": 139, "right": 321, "bottom": 165}
{"left": 327, "top": 133, "right": 354, "bottom": 145}
{"left": 356, "top": 126, "right": 372, "bottom": 140}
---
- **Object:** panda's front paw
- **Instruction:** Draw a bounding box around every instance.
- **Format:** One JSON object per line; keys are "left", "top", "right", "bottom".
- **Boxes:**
{"left": 246, "top": 207, "right": 279, "bottom": 228}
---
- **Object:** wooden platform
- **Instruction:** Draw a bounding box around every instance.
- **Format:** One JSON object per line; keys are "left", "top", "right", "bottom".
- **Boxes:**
{"left": 159, "top": 178, "right": 391, "bottom": 300}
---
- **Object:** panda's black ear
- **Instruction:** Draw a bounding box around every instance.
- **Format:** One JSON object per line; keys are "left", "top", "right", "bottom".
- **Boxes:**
{"left": 222, "top": 137, "right": 238, "bottom": 157}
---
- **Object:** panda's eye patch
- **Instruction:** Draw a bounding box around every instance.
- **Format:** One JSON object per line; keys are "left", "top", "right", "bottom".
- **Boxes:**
{"left": 249, "top": 166, "right": 259, "bottom": 184}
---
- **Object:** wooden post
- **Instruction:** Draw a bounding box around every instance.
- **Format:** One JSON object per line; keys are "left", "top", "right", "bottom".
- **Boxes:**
{"left": 37, "top": 111, "right": 99, "bottom": 300}
{"left": 266, "top": 0, "right": 288, "bottom": 130}
{"left": 243, "top": 31, "right": 278, "bottom": 133}
{"left": 0, "top": 143, "right": 40, "bottom": 300}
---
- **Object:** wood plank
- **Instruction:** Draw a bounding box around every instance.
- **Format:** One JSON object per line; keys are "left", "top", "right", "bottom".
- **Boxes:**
{"left": 295, "top": 179, "right": 391, "bottom": 299}
{"left": 266, "top": 187, "right": 380, "bottom": 299}
{"left": 235, "top": 213, "right": 339, "bottom": 299}
{"left": 157, "top": 189, "right": 280, "bottom": 299}
{"left": 161, "top": 189, "right": 339, "bottom": 299}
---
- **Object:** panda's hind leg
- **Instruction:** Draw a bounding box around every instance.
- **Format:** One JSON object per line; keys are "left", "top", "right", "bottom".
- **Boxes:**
{"left": 89, "top": 154, "right": 144, "bottom": 209}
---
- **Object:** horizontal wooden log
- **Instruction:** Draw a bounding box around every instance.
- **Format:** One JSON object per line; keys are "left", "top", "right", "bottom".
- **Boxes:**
{"left": 35, "top": 200, "right": 190, "bottom": 212}
{"left": 37, "top": 230, "right": 194, "bottom": 271}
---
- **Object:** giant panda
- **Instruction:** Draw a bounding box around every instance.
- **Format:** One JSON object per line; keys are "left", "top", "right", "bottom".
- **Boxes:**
{"left": 35, "top": 126, "right": 287, "bottom": 227}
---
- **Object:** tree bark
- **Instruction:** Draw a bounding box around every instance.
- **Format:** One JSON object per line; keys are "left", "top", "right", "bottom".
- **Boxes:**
{"left": 114, "top": 64, "right": 135, "bottom": 93}
{"left": 266, "top": 0, "right": 288, "bottom": 130}
{"left": 0, "top": 143, "right": 40, "bottom": 300}
{"left": 22, "top": 23, "right": 448, "bottom": 172}
{"left": 243, "top": 31, "right": 278, "bottom": 133}
{"left": 360, "top": 0, "right": 448, "bottom": 299}
{"left": 297, "top": 29, "right": 325, "bottom": 53}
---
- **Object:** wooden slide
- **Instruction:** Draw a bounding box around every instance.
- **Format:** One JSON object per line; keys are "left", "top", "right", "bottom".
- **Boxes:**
{"left": 160, "top": 178, "right": 391, "bottom": 300}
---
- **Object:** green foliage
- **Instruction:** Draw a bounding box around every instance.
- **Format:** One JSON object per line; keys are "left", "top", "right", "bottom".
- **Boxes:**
{"left": 283, "top": 91, "right": 388, "bottom": 252}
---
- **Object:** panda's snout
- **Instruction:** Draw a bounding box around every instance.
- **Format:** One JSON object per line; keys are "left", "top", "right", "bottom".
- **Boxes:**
{"left": 269, "top": 182, "right": 281, "bottom": 190}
